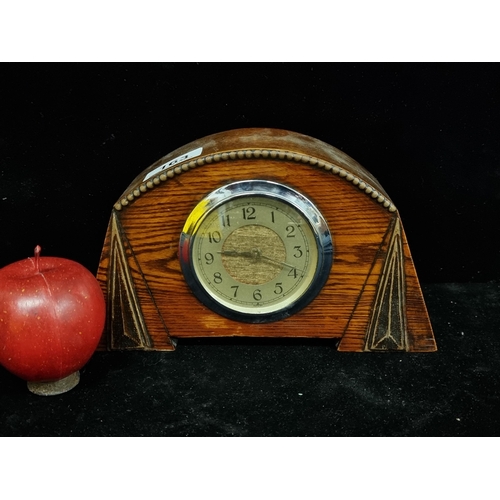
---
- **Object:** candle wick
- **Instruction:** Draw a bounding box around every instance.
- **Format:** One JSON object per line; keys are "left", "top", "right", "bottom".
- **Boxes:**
{"left": 34, "top": 245, "right": 42, "bottom": 273}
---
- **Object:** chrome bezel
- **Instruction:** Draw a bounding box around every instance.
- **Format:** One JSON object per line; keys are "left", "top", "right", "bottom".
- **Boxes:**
{"left": 179, "top": 180, "right": 333, "bottom": 323}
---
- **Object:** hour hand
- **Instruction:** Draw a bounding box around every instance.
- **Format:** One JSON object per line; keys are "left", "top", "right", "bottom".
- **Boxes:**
{"left": 218, "top": 249, "right": 254, "bottom": 258}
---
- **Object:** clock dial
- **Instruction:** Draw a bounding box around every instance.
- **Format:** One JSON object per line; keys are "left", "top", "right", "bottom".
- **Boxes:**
{"left": 179, "top": 180, "right": 333, "bottom": 323}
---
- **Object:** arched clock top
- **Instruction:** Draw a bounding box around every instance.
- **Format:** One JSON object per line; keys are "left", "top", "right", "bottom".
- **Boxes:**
{"left": 112, "top": 129, "right": 397, "bottom": 214}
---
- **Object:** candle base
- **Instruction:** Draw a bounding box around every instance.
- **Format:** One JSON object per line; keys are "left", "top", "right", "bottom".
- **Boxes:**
{"left": 27, "top": 371, "right": 80, "bottom": 396}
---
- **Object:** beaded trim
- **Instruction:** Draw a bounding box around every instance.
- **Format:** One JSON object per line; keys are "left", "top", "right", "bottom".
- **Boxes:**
{"left": 114, "top": 149, "right": 397, "bottom": 213}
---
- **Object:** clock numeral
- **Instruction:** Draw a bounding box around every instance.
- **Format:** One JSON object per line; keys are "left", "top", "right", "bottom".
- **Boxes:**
{"left": 208, "top": 231, "right": 222, "bottom": 243}
{"left": 274, "top": 282, "right": 283, "bottom": 295}
{"left": 286, "top": 225, "right": 296, "bottom": 237}
{"left": 288, "top": 267, "right": 298, "bottom": 279}
{"left": 253, "top": 289, "right": 262, "bottom": 301}
{"left": 271, "top": 211, "right": 275, "bottom": 223}
{"left": 220, "top": 214, "right": 231, "bottom": 227}
{"left": 242, "top": 206, "right": 256, "bottom": 220}
{"left": 204, "top": 253, "right": 214, "bottom": 265}
{"left": 230, "top": 285, "right": 239, "bottom": 297}
{"left": 293, "top": 246, "right": 303, "bottom": 258}
{"left": 213, "top": 272, "right": 223, "bottom": 284}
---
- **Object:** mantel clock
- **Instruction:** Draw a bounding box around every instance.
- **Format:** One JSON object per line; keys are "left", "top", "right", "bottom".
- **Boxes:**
{"left": 97, "top": 128, "right": 436, "bottom": 352}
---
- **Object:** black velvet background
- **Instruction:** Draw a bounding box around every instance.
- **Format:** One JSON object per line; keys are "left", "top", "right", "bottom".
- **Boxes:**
{"left": 1, "top": 63, "right": 499, "bottom": 436}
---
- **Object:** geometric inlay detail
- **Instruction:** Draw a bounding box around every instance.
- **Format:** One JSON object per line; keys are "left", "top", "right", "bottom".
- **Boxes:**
{"left": 364, "top": 217, "right": 408, "bottom": 351}
{"left": 108, "top": 211, "right": 154, "bottom": 350}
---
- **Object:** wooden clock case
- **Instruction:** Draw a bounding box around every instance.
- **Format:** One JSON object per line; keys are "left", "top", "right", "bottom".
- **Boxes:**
{"left": 96, "top": 128, "right": 436, "bottom": 352}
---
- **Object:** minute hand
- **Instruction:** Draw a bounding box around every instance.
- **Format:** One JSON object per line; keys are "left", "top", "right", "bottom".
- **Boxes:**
{"left": 258, "top": 253, "right": 296, "bottom": 270}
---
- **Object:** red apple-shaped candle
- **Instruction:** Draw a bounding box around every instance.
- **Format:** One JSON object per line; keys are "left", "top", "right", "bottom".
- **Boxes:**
{"left": 0, "top": 246, "right": 105, "bottom": 395}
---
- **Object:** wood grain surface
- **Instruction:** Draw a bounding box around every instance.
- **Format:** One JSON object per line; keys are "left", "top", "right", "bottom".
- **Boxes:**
{"left": 96, "top": 128, "right": 436, "bottom": 352}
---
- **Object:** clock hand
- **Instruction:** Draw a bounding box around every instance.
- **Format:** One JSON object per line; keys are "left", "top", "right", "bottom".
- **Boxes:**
{"left": 218, "top": 250, "right": 255, "bottom": 258}
{"left": 220, "top": 249, "right": 296, "bottom": 271}
{"left": 258, "top": 253, "right": 296, "bottom": 270}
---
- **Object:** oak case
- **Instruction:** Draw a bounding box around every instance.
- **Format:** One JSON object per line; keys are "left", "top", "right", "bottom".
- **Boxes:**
{"left": 96, "top": 128, "right": 436, "bottom": 352}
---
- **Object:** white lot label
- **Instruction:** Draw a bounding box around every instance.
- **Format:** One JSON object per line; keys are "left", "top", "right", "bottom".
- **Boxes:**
{"left": 143, "top": 147, "right": 203, "bottom": 181}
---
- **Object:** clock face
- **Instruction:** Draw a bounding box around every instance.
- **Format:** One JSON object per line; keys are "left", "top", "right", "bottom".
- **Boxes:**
{"left": 179, "top": 180, "right": 333, "bottom": 322}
